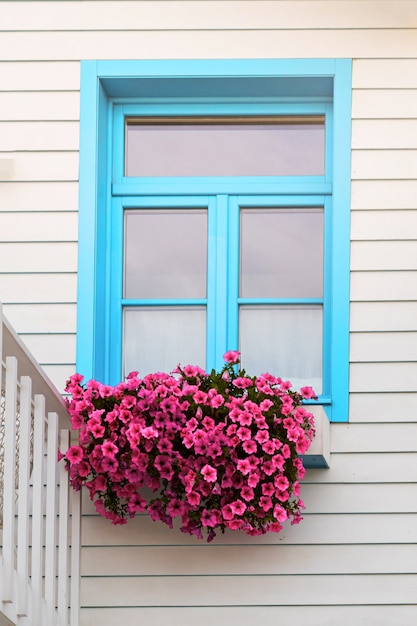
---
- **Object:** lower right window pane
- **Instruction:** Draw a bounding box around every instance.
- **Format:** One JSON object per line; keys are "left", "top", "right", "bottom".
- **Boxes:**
{"left": 239, "top": 304, "right": 323, "bottom": 393}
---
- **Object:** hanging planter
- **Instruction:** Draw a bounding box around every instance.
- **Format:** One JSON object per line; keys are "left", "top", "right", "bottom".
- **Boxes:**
{"left": 61, "top": 352, "right": 316, "bottom": 541}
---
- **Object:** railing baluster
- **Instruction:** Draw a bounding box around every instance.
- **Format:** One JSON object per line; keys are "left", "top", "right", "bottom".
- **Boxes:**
{"left": 45, "top": 412, "right": 59, "bottom": 624}
{"left": 58, "top": 430, "right": 70, "bottom": 626}
{"left": 70, "top": 487, "right": 81, "bottom": 626}
{"left": 31, "top": 393, "right": 46, "bottom": 626}
{"left": 16, "top": 375, "right": 32, "bottom": 617}
{"left": 2, "top": 356, "right": 18, "bottom": 604}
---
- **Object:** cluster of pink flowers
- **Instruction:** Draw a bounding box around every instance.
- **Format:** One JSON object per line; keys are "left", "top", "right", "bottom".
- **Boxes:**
{"left": 62, "top": 351, "right": 316, "bottom": 541}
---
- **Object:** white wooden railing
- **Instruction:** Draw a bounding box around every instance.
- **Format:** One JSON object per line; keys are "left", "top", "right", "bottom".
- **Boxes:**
{"left": 0, "top": 305, "right": 80, "bottom": 626}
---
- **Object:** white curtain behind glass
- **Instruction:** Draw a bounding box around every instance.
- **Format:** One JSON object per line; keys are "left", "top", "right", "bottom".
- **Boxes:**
{"left": 240, "top": 305, "right": 323, "bottom": 394}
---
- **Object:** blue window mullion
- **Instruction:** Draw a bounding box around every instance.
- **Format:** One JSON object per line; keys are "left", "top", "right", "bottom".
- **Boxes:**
{"left": 237, "top": 298, "right": 324, "bottom": 305}
{"left": 206, "top": 196, "right": 218, "bottom": 371}
{"left": 227, "top": 196, "right": 240, "bottom": 356}
{"left": 211, "top": 195, "right": 229, "bottom": 371}
{"left": 122, "top": 299, "right": 207, "bottom": 307}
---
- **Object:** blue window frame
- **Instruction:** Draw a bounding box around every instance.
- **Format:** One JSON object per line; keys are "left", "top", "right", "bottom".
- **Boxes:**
{"left": 77, "top": 59, "right": 352, "bottom": 422}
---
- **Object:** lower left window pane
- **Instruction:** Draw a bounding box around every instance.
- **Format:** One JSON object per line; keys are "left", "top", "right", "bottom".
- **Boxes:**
{"left": 123, "top": 306, "right": 206, "bottom": 376}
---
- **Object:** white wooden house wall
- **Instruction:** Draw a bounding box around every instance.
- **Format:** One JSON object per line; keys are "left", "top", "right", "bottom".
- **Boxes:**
{"left": 0, "top": 1, "right": 416, "bottom": 624}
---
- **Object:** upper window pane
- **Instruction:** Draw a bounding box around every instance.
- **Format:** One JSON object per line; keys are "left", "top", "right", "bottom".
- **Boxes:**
{"left": 124, "top": 209, "right": 207, "bottom": 299}
{"left": 125, "top": 116, "right": 325, "bottom": 177}
{"left": 240, "top": 207, "right": 324, "bottom": 298}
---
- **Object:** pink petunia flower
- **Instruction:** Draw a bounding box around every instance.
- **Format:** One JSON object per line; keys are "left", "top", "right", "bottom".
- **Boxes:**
{"left": 221, "top": 504, "right": 235, "bottom": 520}
{"left": 223, "top": 350, "right": 241, "bottom": 364}
{"left": 101, "top": 441, "right": 118, "bottom": 458}
{"left": 232, "top": 377, "right": 253, "bottom": 389}
{"left": 240, "top": 485, "right": 255, "bottom": 502}
{"left": 66, "top": 446, "right": 84, "bottom": 465}
{"left": 300, "top": 386, "right": 317, "bottom": 400}
{"left": 242, "top": 439, "right": 257, "bottom": 454}
{"left": 259, "top": 496, "right": 273, "bottom": 512}
{"left": 201, "top": 464, "right": 217, "bottom": 483}
{"left": 230, "top": 499, "right": 246, "bottom": 516}
{"left": 273, "top": 504, "right": 288, "bottom": 523}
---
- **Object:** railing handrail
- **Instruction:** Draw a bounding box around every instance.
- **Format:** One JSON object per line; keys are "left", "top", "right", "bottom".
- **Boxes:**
{"left": 0, "top": 304, "right": 69, "bottom": 428}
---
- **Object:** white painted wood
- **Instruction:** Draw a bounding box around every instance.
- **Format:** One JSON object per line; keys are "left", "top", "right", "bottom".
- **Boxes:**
{"left": 0, "top": 61, "right": 80, "bottom": 91}
{"left": 0, "top": 212, "right": 77, "bottom": 242}
{"left": 330, "top": 422, "right": 417, "bottom": 452}
{"left": 0, "top": 159, "right": 14, "bottom": 179}
{"left": 1, "top": 1, "right": 416, "bottom": 31}
{"left": 350, "top": 362, "right": 417, "bottom": 392}
{"left": 70, "top": 487, "right": 81, "bottom": 626}
{"left": 0, "top": 307, "right": 79, "bottom": 625}
{"left": 0, "top": 243, "right": 77, "bottom": 273}
{"left": 352, "top": 149, "right": 417, "bottom": 180}
{"left": 81, "top": 512, "right": 417, "bottom": 546}
{"left": 0, "top": 2, "right": 416, "bottom": 622}
{"left": 353, "top": 89, "right": 417, "bottom": 118}
{"left": 3, "top": 303, "right": 76, "bottom": 333}
{"left": 0, "top": 181, "right": 78, "bottom": 212}
{"left": 58, "top": 430, "right": 70, "bottom": 626}
{"left": 16, "top": 375, "right": 32, "bottom": 617}
{"left": 0, "top": 152, "right": 79, "bottom": 183}
{"left": 79, "top": 572, "right": 417, "bottom": 606}
{"left": 302, "top": 482, "right": 417, "bottom": 513}
{"left": 0, "top": 121, "right": 80, "bottom": 151}
{"left": 351, "top": 241, "right": 417, "bottom": 271}
{"left": 19, "top": 334, "right": 76, "bottom": 365}
{"left": 0, "top": 274, "right": 77, "bottom": 303}
{"left": 351, "top": 271, "right": 417, "bottom": 301}
{"left": 45, "top": 413, "right": 59, "bottom": 623}
{"left": 350, "top": 332, "right": 417, "bottom": 362}
{"left": 353, "top": 59, "right": 417, "bottom": 88}
{"left": 352, "top": 120, "right": 417, "bottom": 150}
{"left": 80, "top": 542, "right": 417, "bottom": 577}
{"left": 351, "top": 210, "right": 417, "bottom": 240}
{"left": 351, "top": 180, "right": 417, "bottom": 210}
{"left": 0, "top": 92, "right": 79, "bottom": 121}
{"left": 42, "top": 365, "right": 76, "bottom": 395}
{"left": 1, "top": 29, "right": 417, "bottom": 62}
{"left": 306, "top": 452, "right": 417, "bottom": 483}
{"left": 2, "top": 357, "right": 18, "bottom": 602}
{"left": 1, "top": 305, "right": 70, "bottom": 419}
{"left": 80, "top": 605, "right": 417, "bottom": 626}
{"left": 30, "top": 394, "right": 46, "bottom": 626}
{"left": 350, "top": 392, "right": 417, "bottom": 422}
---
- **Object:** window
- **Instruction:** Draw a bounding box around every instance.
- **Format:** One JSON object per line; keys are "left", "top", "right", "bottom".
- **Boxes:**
{"left": 77, "top": 59, "right": 351, "bottom": 421}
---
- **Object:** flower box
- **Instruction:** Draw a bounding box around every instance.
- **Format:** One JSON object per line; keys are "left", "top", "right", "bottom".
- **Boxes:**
{"left": 299, "top": 405, "right": 330, "bottom": 469}
{"left": 61, "top": 353, "right": 319, "bottom": 541}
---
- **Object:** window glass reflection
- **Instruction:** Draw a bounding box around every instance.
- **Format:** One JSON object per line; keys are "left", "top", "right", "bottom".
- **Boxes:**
{"left": 126, "top": 117, "right": 325, "bottom": 177}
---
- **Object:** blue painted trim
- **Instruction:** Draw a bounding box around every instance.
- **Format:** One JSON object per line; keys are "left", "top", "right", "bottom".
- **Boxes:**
{"left": 121, "top": 102, "right": 328, "bottom": 116}
{"left": 328, "top": 59, "right": 352, "bottom": 422}
{"left": 227, "top": 197, "right": 240, "bottom": 359}
{"left": 322, "top": 196, "right": 332, "bottom": 404}
{"left": 213, "top": 196, "right": 229, "bottom": 371}
{"left": 108, "top": 197, "right": 124, "bottom": 384}
{"left": 112, "top": 180, "right": 332, "bottom": 196}
{"left": 77, "top": 58, "right": 351, "bottom": 422}
{"left": 122, "top": 299, "right": 208, "bottom": 306}
{"left": 120, "top": 196, "right": 210, "bottom": 208}
{"left": 77, "top": 61, "right": 109, "bottom": 382}
{"left": 206, "top": 196, "right": 217, "bottom": 370}
{"left": 237, "top": 298, "right": 324, "bottom": 305}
